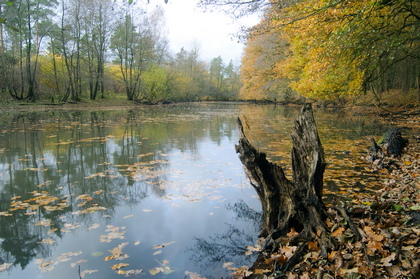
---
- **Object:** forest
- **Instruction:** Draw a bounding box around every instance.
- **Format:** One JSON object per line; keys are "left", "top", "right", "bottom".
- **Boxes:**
{"left": 0, "top": 0, "right": 241, "bottom": 104}
{"left": 238, "top": 0, "right": 420, "bottom": 105}
{"left": 0, "top": 0, "right": 418, "bottom": 106}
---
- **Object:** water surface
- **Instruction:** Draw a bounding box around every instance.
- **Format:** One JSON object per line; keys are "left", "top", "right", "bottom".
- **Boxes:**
{"left": 0, "top": 103, "right": 392, "bottom": 278}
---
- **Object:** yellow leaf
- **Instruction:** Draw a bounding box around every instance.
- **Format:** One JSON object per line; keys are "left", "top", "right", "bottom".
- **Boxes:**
{"left": 111, "top": 263, "right": 129, "bottom": 270}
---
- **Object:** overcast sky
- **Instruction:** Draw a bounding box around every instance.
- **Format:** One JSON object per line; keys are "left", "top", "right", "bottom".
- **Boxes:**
{"left": 145, "top": 0, "right": 260, "bottom": 63}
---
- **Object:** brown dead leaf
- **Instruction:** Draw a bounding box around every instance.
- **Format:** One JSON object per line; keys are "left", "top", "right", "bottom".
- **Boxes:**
{"left": 367, "top": 240, "right": 383, "bottom": 254}
{"left": 280, "top": 246, "right": 296, "bottom": 258}
{"left": 307, "top": 241, "right": 319, "bottom": 251}
{"left": 111, "top": 263, "right": 129, "bottom": 270}
{"left": 385, "top": 265, "right": 402, "bottom": 277}
{"left": 364, "top": 226, "right": 384, "bottom": 242}
{"left": 380, "top": 252, "right": 396, "bottom": 266}
{"left": 332, "top": 227, "right": 345, "bottom": 237}
{"left": 286, "top": 228, "right": 298, "bottom": 237}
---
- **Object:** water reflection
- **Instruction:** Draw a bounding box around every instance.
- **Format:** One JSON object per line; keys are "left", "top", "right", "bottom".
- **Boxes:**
{"left": 0, "top": 103, "right": 394, "bottom": 278}
{"left": 0, "top": 104, "right": 260, "bottom": 278}
{"left": 189, "top": 200, "right": 262, "bottom": 271}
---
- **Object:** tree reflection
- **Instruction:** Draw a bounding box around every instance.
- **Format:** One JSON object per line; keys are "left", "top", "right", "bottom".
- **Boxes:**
{"left": 0, "top": 106, "right": 241, "bottom": 273}
{"left": 189, "top": 200, "right": 262, "bottom": 271}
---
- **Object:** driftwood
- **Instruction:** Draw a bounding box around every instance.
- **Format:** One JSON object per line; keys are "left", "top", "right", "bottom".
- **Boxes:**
{"left": 235, "top": 104, "right": 335, "bottom": 261}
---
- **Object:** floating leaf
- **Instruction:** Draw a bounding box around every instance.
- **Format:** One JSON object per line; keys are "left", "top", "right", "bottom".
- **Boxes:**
{"left": 0, "top": 263, "right": 12, "bottom": 272}
{"left": 0, "top": 211, "right": 12, "bottom": 216}
{"left": 70, "top": 259, "right": 87, "bottom": 268}
{"left": 125, "top": 269, "right": 143, "bottom": 276}
{"left": 88, "top": 223, "right": 100, "bottom": 230}
{"left": 222, "top": 262, "right": 235, "bottom": 270}
{"left": 38, "top": 238, "right": 55, "bottom": 245}
{"left": 80, "top": 270, "right": 98, "bottom": 278}
{"left": 153, "top": 241, "right": 175, "bottom": 249}
{"left": 111, "top": 263, "right": 129, "bottom": 270}
{"left": 149, "top": 267, "right": 164, "bottom": 275}
{"left": 123, "top": 214, "right": 134, "bottom": 219}
{"left": 91, "top": 251, "right": 103, "bottom": 257}
{"left": 100, "top": 225, "right": 126, "bottom": 242}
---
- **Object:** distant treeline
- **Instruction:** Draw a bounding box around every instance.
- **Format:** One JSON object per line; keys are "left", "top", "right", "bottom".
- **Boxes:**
{"left": 0, "top": 0, "right": 241, "bottom": 103}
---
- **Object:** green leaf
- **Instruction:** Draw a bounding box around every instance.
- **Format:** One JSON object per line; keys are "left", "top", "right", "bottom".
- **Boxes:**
{"left": 392, "top": 204, "right": 403, "bottom": 212}
{"left": 409, "top": 205, "right": 420, "bottom": 211}
{"left": 92, "top": 251, "right": 103, "bottom": 257}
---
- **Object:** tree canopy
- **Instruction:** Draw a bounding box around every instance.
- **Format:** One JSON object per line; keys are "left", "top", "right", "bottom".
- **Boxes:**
{"left": 236, "top": 0, "right": 420, "bottom": 102}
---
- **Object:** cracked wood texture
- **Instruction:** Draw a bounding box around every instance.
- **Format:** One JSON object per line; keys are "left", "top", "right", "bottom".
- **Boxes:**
{"left": 236, "top": 103, "right": 333, "bottom": 255}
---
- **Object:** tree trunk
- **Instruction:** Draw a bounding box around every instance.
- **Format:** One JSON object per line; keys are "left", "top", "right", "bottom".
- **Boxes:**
{"left": 235, "top": 103, "right": 335, "bottom": 258}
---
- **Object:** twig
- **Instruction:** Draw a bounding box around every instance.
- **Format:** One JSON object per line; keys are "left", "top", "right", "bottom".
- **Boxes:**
{"left": 334, "top": 206, "right": 370, "bottom": 267}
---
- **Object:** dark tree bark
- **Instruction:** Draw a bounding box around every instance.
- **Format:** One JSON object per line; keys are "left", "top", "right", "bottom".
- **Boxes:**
{"left": 235, "top": 103, "right": 335, "bottom": 258}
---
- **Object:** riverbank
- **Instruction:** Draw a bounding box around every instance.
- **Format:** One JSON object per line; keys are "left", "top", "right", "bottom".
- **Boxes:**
{"left": 242, "top": 107, "right": 420, "bottom": 278}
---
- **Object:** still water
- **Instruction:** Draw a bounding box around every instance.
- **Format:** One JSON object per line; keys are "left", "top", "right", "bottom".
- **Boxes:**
{"left": 0, "top": 103, "right": 391, "bottom": 278}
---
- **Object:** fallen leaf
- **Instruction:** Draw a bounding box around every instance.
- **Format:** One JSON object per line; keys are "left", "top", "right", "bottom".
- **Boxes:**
{"left": 332, "top": 227, "right": 345, "bottom": 237}
{"left": 123, "top": 214, "right": 134, "bottom": 219}
{"left": 149, "top": 267, "right": 164, "bottom": 275}
{"left": 111, "top": 263, "right": 129, "bottom": 270}
{"left": 38, "top": 238, "right": 55, "bottom": 245}
{"left": 80, "top": 270, "right": 98, "bottom": 278}
{"left": 380, "top": 252, "right": 396, "bottom": 266}
{"left": 223, "top": 262, "right": 235, "bottom": 270}
{"left": 287, "top": 228, "right": 298, "bottom": 237}
{"left": 185, "top": 271, "right": 206, "bottom": 279}
{"left": 0, "top": 263, "right": 12, "bottom": 272}
{"left": 308, "top": 241, "right": 319, "bottom": 251}
{"left": 0, "top": 211, "right": 12, "bottom": 216}
{"left": 245, "top": 244, "right": 262, "bottom": 255}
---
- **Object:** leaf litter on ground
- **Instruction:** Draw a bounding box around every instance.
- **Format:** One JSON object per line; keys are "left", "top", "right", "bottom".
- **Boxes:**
{"left": 226, "top": 114, "right": 420, "bottom": 279}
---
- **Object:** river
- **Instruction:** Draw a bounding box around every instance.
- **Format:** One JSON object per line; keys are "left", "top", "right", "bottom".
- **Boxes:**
{"left": 0, "top": 103, "right": 394, "bottom": 279}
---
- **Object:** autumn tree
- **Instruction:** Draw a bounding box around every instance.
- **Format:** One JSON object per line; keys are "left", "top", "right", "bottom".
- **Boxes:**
{"left": 1, "top": 0, "right": 58, "bottom": 101}
{"left": 110, "top": 3, "right": 158, "bottom": 101}
{"left": 276, "top": 0, "right": 419, "bottom": 101}
{"left": 166, "top": 47, "right": 206, "bottom": 101}
{"left": 211, "top": 0, "right": 419, "bottom": 102}
{"left": 240, "top": 23, "right": 290, "bottom": 101}
{"left": 81, "top": 0, "right": 113, "bottom": 100}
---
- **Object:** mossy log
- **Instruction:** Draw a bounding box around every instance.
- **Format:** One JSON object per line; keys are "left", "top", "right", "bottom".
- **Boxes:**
{"left": 236, "top": 104, "right": 335, "bottom": 258}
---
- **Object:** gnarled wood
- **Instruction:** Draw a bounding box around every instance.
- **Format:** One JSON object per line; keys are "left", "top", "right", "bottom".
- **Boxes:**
{"left": 236, "top": 104, "right": 335, "bottom": 258}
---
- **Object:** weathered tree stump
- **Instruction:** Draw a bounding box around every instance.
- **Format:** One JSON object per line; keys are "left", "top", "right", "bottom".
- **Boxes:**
{"left": 236, "top": 104, "right": 335, "bottom": 259}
